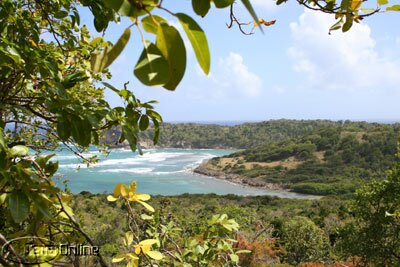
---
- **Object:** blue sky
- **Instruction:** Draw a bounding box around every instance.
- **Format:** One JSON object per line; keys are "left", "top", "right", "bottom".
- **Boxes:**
{"left": 81, "top": 1, "right": 400, "bottom": 122}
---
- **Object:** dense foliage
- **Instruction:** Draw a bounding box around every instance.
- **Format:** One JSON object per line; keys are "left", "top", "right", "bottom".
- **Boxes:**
{"left": 69, "top": 193, "right": 347, "bottom": 266}
{"left": 137, "top": 120, "right": 343, "bottom": 149}
{"left": 1, "top": 0, "right": 400, "bottom": 265}
{"left": 202, "top": 122, "right": 400, "bottom": 195}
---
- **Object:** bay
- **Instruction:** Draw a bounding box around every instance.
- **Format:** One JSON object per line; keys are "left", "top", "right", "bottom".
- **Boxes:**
{"left": 50, "top": 147, "right": 317, "bottom": 199}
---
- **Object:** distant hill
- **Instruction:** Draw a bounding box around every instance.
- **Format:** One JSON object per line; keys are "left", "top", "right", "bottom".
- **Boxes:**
{"left": 104, "top": 119, "right": 357, "bottom": 149}
{"left": 194, "top": 122, "right": 400, "bottom": 195}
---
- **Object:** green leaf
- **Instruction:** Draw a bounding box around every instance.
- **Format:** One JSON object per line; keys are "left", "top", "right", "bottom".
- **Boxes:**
{"left": 329, "top": 19, "right": 343, "bottom": 33}
{"left": 0, "top": 194, "right": 7, "bottom": 205}
{"left": 213, "top": 0, "right": 234, "bottom": 8}
{"left": 142, "top": 15, "right": 168, "bottom": 34}
{"left": 152, "top": 119, "right": 160, "bottom": 144}
{"left": 57, "top": 115, "right": 71, "bottom": 141}
{"left": 193, "top": 0, "right": 211, "bottom": 16}
{"left": 122, "top": 124, "right": 137, "bottom": 151}
{"left": 386, "top": 4, "right": 400, "bottom": 10}
{"left": 240, "top": 0, "right": 263, "bottom": 32}
{"left": 134, "top": 40, "right": 170, "bottom": 86}
{"left": 229, "top": 254, "right": 239, "bottom": 263}
{"left": 124, "top": 231, "right": 134, "bottom": 246}
{"left": 342, "top": 14, "right": 353, "bottom": 32}
{"left": 139, "top": 200, "right": 155, "bottom": 212}
{"left": 54, "top": 10, "right": 69, "bottom": 19}
{"left": 112, "top": 254, "right": 127, "bottom": 263}
{"left": 176, "top": 13, "right": 210, "bottom": 74}
{"left": 0, "top": 130, "right": 6, "bottom": 169}
{"left": 71, "top": 116, "right": 92, "bottom": 147}
{"left": 36, "top": 154, "right": 55, "bottom": 168}
{"left": 94, "top": 16, "right": 108, "bottom": 32}
{"left": 146, "top": 250, "right": 163, "bottom": 260}
{"left": 58, "top": 204, "right": 74, "bottom": 219}
{"left": 360, "top": 8, "right": 377, "bottom": 12}
{"left": 32, "top": 194, "right": 52, "bottom": 219}
{"left": 236, "top": 249, "right": 252, "bottom": 254}
{"left": 9, "top": 191, "right": 30, "bottom": 223}
{"left": 146, "top": 110, "right": 163, "bottom": 122}
{"left": 104, "top": 0, "right": 136, "bottom": 17}
{"left": 139, "top": 115, "right": 150, "bottom": 131}
{"left": 156, "top": 23, "right": 187, "bottom": 90}
{"left": 377, "top": 0, "right": 388, "bottom": 5}
{"left": 340, "top": 0, "right": 350, "bottom": 10}
{"left": 91, "top": 28, "right": 131, "bottom": 72}
{"left": 276, "top": 0, "right": 286, "bottom": 5}
{"left": 6, "top": 47, "right": 24, "bottom": 64}
{"left": 105, "top": 0, "right": 157, "bottom": 17}
{"left": 10, "top": 145, "right": 29, "bottom": 157}
{"left": 62, "top": 72, "right": 88, "bottom": 89}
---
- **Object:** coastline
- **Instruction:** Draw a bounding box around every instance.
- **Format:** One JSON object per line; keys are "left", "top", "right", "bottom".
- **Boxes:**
{"left": 193, "top": 162, "right": 289, "bottom": 192}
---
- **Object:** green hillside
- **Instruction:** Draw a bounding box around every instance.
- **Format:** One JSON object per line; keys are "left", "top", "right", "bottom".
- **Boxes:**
{"left": 104, "top": 119, "right": 370, "bottom": 149}
{"left": 197, "top": 123, "right": 400, "bottom": 195}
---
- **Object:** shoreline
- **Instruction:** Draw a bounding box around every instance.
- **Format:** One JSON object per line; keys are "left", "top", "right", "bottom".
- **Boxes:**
{"left": 193, "top": 162, "right": 322, "bottom": 199}
{"left": 193, "top": 162, "right": 290, "bottom": 192}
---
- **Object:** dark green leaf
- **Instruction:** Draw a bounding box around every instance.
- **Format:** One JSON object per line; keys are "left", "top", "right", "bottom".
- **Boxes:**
{"left": 146, "top": 110, "right": 163, "bottom": 122}
{"left": 71, "top": 116, "right": 92, "bottom": 147}
{"left": 104, "top": 0, "right": 136, "bottom": 17}
{"left": 193, "top": 0, "right": 211, "bottom": 16}
{"left": 36, "top": 154, "right": 55, "bottom": 168}
{"left": 156, "top": 23, "right": 187, "bottom": 90}
{"left": 54, "top": 10, "right": 69, "bottom": 19}
{"left": 342, "top": 14, "right": 353, "bottom": 32}
{"left": 91, "top": 28, "right": 131, "bottom": 72}
{"left": 0, "top": 128, "right": 6, "bottom": 150}
{"left": 139, "top": 115, "right": 150, "bottom": 131}
{"left": 122, "top": 124, "right": 137, "bottom": 151}
{"left": 94, "top": 16, "right": 109, "bottom": 32}
{"left": 62, "top": 72, "right": 88, "bottom": 89}
{"left": 9, "top": 191, "right": 30, "bottom": 223}
{"left": 104, "top": 0, "right": 157, "bottom": 17}
{"left": 45, "top": 161, "right": 59, "bottom": 177}
{"left": 176, "top": 13, "right": 210, "bottom": 74}
{"left": 152, "top": 119, "right": 160, "bottom": 144}
{"left": 340, "top": 0, "right": 350, "bottom": 10}
{"left": 57, "top": 115, "right": 71, "bottom": 141}
{"left": 134, "top": 40, "right": 170, "bottom": 86}
{"left": 213, "top": 0, "right": 234, "bottom": 8}
{"left": 0, "top": 129, "right": 6, "bottom": 170}
{"left": 31, "top": 194, "right": 52, "bottom": 219}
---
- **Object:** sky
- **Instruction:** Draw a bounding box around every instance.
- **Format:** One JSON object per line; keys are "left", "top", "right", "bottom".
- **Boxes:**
{"left": 80, "top": 1, "right": 400, "bottom": 123}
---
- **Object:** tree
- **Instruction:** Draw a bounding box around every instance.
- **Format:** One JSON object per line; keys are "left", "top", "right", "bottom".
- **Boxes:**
{"left": 337, "top": 159, "right": 400, "bottom": 266}
{"left": 281, "top": 216, "right": 330, "bottom": 265}
{"left": 0, "top": 0, "right": 397, "bottom": 266}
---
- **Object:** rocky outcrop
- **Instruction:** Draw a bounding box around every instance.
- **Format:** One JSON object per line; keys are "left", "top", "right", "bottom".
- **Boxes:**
{"left": 194, "top": 163, "right": 287, "bottom": 191}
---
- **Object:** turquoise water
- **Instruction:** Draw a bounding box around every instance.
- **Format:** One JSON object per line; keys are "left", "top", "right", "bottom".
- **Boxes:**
{"left": 50, "top": 147, "right": 316, "bottom": 199}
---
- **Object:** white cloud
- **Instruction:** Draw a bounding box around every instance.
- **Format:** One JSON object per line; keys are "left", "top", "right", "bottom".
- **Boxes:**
{"left": 194, "top": 52, "right": 263, "bottom": 99}
{"left": 218, "top": 52, "right": 262, "bottom": 97}
{"left": 288, "top": 9, "right": 400, "bottom": 91}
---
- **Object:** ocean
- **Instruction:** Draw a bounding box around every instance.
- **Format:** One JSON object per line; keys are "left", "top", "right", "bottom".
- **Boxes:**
{"left": 48, "top": 147, "right": 316, "bottom": 199}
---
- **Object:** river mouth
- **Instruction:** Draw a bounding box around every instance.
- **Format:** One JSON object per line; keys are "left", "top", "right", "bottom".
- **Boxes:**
{"left": 50, "top": 147, "right": 319, "bottom": 199}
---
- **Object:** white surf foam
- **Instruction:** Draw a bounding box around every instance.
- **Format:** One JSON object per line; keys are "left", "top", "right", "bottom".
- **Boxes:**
{"left": 98, "top": 168, "right": 153, "bottom": 174}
